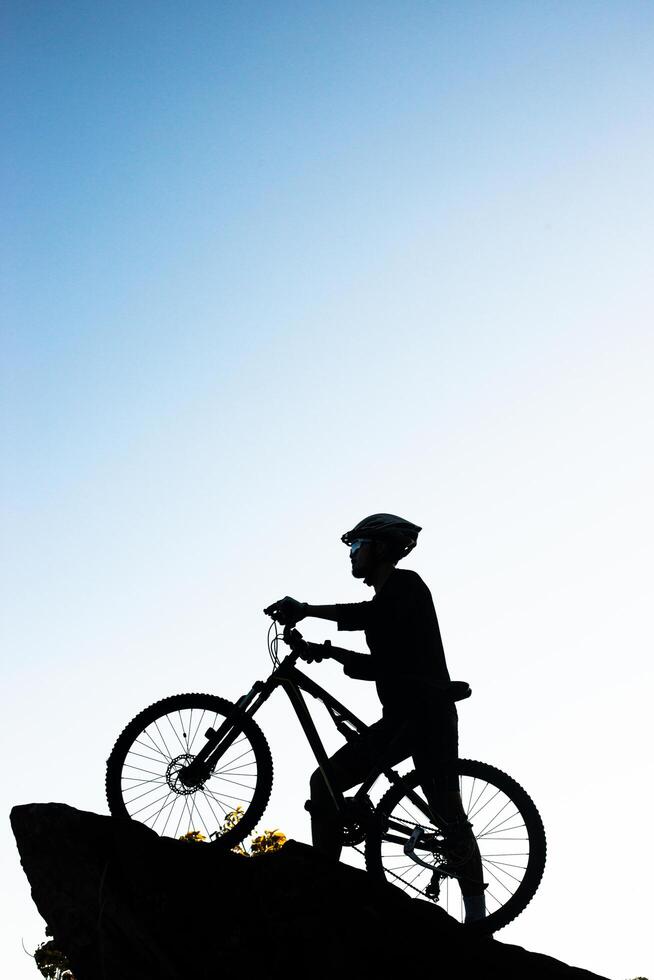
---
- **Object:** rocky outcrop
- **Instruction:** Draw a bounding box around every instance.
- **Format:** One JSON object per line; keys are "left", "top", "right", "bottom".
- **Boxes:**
{"left": 11, "top": 803, "right": 609, "bottom": 980}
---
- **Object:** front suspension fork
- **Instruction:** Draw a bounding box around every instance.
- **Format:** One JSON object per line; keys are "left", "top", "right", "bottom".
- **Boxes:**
{"left": 178, "top": 682, "right": 266, "bottom": 785}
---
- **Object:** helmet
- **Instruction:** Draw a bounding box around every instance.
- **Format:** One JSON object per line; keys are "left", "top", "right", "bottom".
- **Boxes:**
{"left": 341, "top": 513, "right": 422, "bottom": 560}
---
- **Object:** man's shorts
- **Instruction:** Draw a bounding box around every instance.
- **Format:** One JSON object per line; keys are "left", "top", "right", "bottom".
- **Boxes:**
{"left": 322, "top": 701, "right": 460, "bottom": 796}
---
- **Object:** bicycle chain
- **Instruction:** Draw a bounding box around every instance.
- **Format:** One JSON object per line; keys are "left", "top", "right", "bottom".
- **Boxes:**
{"left": 350, "top": 842, "right": 435, "bottom": 897}
{"left": 350, "top": 811, "right": 443, "bottom": 898}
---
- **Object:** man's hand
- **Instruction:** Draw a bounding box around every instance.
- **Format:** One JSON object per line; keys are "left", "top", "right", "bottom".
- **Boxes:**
{"left": 263, "top": 596, "right": 308, "bottom": 626}
{"left": 298, "top": 641, "right": 328, "bottom": 664}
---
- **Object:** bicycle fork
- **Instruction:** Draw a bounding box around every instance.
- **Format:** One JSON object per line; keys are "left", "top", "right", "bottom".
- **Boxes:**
{"left": 178, "top": 681, "right": 268, "bottom": 787}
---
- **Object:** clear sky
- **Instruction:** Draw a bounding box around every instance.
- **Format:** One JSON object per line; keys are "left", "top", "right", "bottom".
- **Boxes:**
{"left": 2, "top": 2, "right": 653, "bottom": 977}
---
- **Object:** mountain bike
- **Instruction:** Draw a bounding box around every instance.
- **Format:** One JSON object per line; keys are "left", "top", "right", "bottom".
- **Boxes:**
{"left": 106, "top": 622, "right": 546, "bottom": 933}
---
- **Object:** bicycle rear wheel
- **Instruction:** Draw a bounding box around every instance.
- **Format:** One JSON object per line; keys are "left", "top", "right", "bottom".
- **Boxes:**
{"left": 106, "top": 693, "right": 273, "bottom": 848}
{"left": 364, "top": 759, "right": 546, "bottom": 933}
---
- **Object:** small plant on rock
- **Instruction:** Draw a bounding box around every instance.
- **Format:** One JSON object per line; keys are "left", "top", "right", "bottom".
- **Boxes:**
{"left": 178, "top": 807, "right": 286, "bottom": 855}
{"left": 33, "top": 934, "right": 74, "bottom": 979}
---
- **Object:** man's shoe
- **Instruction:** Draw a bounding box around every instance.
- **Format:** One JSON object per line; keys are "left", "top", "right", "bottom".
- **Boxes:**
{"left": 463, "top": 892, "right": 486, "bottom": 923}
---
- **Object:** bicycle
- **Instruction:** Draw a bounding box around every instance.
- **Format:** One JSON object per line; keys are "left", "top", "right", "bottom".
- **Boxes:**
{"left": 106, "top": 621, "right": 546, "bottom": 933}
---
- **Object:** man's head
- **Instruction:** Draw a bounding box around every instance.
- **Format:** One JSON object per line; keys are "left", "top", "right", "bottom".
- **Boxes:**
{"left": 342, "top": 513, "right": 422, "bottom": 584}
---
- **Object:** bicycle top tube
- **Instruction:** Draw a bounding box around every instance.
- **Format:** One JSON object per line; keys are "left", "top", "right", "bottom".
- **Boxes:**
{"left": 269, "top": 644, "right": 369, "bottom": 736}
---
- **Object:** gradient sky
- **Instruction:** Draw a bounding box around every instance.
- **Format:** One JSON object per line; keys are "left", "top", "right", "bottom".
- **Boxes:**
{"left": 2, "top": 3, "right": 653, "bottom": 978}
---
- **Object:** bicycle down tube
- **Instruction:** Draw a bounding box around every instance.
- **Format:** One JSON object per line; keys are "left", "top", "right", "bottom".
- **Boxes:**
{"left": 193, "top": 654, "right": 374, "bottom": 816}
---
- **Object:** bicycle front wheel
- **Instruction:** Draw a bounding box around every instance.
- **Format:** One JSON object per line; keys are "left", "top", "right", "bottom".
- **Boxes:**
{"left": 106, "top": 693, "right": 273, "bottom": 848}
{"left": 364, "top": 759, "right": 546, "bottom": 933}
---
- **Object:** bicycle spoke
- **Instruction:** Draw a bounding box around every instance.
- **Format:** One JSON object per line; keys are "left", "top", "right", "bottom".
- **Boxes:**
{"left": 135, "top": 736, "right": 170, "bottom": 761}
{"left": 121, "top": 775, "right": 167, "bottom": 785}
{"left": 159, "top": 795, "right": 178, "bottom": 837}
{"left": 475, "top": 797, "right": 511, "bottom": 836}
{"left": 479, "top": 851, "right": 528, "bottom": 858}
{"left": 218, "top": 760, "right": 258, "bottom": 774}
{"left": 371, "top": 767, "right": 543, "bottom": 930}
{"left": 108, "top": 695, "right": 272, "bottom": 855}
{"left": 469, "top": 786, "right": 502, "bottom": 823}
{"left": 129, "top": 749, "right": 168, "bottom": 765}
{"left": 166, "top": 712, "right": 188, "bottom": 755}
{"left": 478, "top": 807, "right": 521, "bottom": 838}
{"left": 467, "top": 779, "right": 489, "bottom": 817}
{"left": 194, "top": 803, "right": 212, "bottom": 841}
{"left": 466, "top": 776, "right": 476, "bottom": 815}
{"left": 143, "top": 727, "right": 173, "bottom": 763}
{"left": 173, "top": 798, "right": 186, "bottom": 839}
{"left": 481, "top": 836, "right": 527, "bottom": 842}
{"left": 132, "top": 788, "right": 177, "bottom": 818}
{"left": 123, "top": 763, "right": 166, "bottom": 778}
{"left": 213, "top": 743, "right": 254, "bottom": 772}
{"left": 382, "top": 863, "right": 421, "bottom": 893}
{"left": 480, "top": 825, "right": 526, "bottom": 838}
{"left": 400, "top": 865, "right": 424, "bottom": 892}
{"left": 153, "top": 720, "right": 175, "bottom": 761}
{"left": 210, "top": 774, "right": 257, "bottom": 791}
{"left": 183, "top": 709, "right": 192, "bottom": 752}
{"left": 203, "top": 785, "right": 251, "bottom": 805}
{"left": 485, "top": 886, "right": 503, "bottom": 910}
{"left": 146, "top": 793, "right": 179, "bottom": 831}
{"left": 188, "top": 709, "right": 207, "bottom": 752}
{"left": 483, "top": 863, "right": 516, "bottom": 896}
{"left": 483, "top": 860, "right": 523, "bottom": 884}
{"left": 201, "top": 786, "right": 226, "bottom": 824}
{"left": 184, "top": 795, "right": 196, "bottom": 836}
{"left": 123, "top": 782, "right": 169, "bottom": 805}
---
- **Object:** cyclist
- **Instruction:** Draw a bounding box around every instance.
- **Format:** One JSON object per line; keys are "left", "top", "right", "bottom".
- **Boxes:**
{"left": 265, "top": 513, "right": 487, "bottom": 923}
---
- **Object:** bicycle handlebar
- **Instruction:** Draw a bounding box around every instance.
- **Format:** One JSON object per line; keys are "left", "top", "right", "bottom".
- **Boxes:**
{"left": 280, "top": 625, "right": 326, "bottom": 664}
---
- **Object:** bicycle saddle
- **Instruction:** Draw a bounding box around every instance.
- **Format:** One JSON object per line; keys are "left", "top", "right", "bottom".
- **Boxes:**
{"left": 439, "top": 680, "right": 472, "bottom": 701}
{"left": 407, "top": 677, "right": 472, "bottom": 701}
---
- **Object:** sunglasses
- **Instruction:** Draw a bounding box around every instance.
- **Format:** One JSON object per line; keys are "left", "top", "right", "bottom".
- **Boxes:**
{"left": 349, "top": 539, "right": 372, "bottom": 555}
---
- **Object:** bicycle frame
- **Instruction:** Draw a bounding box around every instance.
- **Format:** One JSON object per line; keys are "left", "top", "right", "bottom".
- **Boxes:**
{"left": 185, "top": 648, "right": 412, "bottom": 829}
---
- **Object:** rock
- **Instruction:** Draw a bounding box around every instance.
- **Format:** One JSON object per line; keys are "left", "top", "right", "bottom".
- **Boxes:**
{"left": 10, "top": 803, "right": 609, "bottom": 980}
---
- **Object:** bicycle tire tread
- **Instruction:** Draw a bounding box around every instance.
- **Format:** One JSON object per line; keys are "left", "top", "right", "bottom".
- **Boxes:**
{"left": 105, "top": 692, "right": 273, "bottom": 849}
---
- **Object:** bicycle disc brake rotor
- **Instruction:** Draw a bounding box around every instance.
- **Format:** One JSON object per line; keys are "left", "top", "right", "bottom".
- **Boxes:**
{"left": 166, "top": 753, "right": 206, "bottom": 795}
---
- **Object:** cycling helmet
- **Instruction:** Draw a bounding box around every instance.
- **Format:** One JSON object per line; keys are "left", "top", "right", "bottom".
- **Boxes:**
{"left": 341, "top": 513, "right": 422, "bottom": 560}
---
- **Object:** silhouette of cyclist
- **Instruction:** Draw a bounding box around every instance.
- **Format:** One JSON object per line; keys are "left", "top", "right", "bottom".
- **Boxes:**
{"left": 266, "top": 513, "right": 487, "bottom": 923}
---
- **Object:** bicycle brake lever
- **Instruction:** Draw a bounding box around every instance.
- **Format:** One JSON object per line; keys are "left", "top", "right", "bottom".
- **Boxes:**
{"left": 286, "top": 629, "right": 324, "bottom": 663}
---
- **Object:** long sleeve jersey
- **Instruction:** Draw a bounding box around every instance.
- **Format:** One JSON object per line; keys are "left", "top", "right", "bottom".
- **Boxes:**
{"left": 330, "top": 568, "right": 451, "bottom": 715}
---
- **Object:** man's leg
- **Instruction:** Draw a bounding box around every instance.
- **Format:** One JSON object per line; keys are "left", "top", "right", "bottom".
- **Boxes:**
{"left": 421, "top": 784, "right": 485, "bottom": 895}
{"left": 309, "top": 717, "right": 407, "bottom": 860}
{"left": 410, "top": 704, "right": 487, "bottom": 918}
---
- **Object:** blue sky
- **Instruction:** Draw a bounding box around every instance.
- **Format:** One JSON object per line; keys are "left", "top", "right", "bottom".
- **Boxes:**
{"left": 2, "top": 3, "right": 653, "bottom": 977}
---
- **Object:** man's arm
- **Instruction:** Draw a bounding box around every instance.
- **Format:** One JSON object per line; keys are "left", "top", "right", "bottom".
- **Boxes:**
{"left": 305, "top": 602, "right": 372, "bottom": 630}
{"left": 315, "top": 641, "right": 377, "bottom": 680}
{"left": 303, "top": 604, "right": 342, "bottom": 623}
{"left": 265, "top": 597, "right": 371, "bottom": 630}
